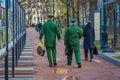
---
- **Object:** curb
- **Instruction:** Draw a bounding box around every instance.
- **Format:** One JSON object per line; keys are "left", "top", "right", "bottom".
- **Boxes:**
{"left": 98, "top": 52, "right": 120, "bottom": 66}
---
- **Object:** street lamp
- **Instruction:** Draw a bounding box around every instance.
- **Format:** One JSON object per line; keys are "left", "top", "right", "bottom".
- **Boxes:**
{"left": 101, "top": 0, "right": 108, "bottom": 49}
{"left": 66, "top": 0, "right": 69, "bottom": 27}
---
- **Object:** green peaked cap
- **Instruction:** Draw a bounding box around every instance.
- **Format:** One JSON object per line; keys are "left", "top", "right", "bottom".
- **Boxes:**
{"left": 70, "top": 18, "right": 77, "bottom": 22}
{"left": 47, "top": 13, "right": 54, "bottom": 17}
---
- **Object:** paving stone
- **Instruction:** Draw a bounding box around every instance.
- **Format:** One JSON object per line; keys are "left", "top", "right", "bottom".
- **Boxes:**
{"left": 25, "top": 28, "right": 120, "bottom": 80}
{"left": 62, "top": 76, "right": 79, "bottom": 80}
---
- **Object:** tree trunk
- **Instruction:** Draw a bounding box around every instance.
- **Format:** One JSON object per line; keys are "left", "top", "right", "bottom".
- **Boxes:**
{"left": 88, "top": 0, "right": 98, "bottom": 22}
{"left": 70, "top": 0, "right": 76, "bottom": 18}
{"left": 76, "top": 0, "right": 80, "bottom": 26}
{"left": 89, "top": 3, "right": 94, "bottom": 21}
{"left": 71, "top": 8, "right": 76, "bottom": 17}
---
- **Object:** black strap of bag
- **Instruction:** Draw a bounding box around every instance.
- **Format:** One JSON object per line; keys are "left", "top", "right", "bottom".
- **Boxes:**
{"left": 65, "top": 29, "right": 70, "bottom": 55}
{"left": 93, "top": 47, "right": 98, "bottom": 55}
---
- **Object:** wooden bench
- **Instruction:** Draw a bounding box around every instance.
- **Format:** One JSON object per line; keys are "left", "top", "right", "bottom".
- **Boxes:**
{"left": 8, "top": 55, "right": 33, "bottom": 60}
{"left": 0, "top": 77, "right": 34, "bottom": 80}
{"left": 23, "top": 49, "right": 33, "bottom": 52}
{"left": 8, "top": 60, "right": 33, "bottom": 66}
{"left": 0, "top": 67, "right": 34, "bottom": 75}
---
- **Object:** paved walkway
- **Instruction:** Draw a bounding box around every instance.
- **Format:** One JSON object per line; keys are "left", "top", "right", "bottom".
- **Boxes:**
{"left": 27, "top": 27, "right": 120, "bottom": 80}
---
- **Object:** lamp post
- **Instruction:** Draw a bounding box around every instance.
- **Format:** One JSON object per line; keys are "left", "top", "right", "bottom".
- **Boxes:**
{"left": 101, "top": 0, "right": 108, "bottom": 49}
{"left": 66, "top": 0, "right": 69, "bottom": 27}
{"left": 5, "top": 0, "right": 9, "bottom": 79}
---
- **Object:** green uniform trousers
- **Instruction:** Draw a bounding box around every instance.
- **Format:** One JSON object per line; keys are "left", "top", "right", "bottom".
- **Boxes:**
{"left": 46, "top": 47, "right": 56, "bottom": 66}
{"left": 67, "top": 47, "right": 81, "bottom": 64}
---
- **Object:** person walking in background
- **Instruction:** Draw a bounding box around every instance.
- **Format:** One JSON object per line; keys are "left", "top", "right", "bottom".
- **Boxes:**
{"left": 39, "top": 14, "right": 60, "bottom": 67}
{"left": 83, "top": 20, "right": 95, "bottom": 62}
{"left": 26, "top": 23, "right": 30, "bottom": 28}
{"left": 37, "top": 22, "right": 42, "bottom": 33}
{"left": 64, "top": 18, "right": 83, "bottom": 68}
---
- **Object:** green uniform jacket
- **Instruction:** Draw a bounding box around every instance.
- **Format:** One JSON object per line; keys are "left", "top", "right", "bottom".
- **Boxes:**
{"left": 40, "top": 20, "right": 60, "bottom": 47}
{"left": 64, "top": 25, "right": 83, "bottom": 47}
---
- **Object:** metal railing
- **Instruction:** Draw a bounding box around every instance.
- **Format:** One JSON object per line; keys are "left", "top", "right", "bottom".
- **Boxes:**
{"left": 0, "top": 0, "right": 26, "bottom": 80}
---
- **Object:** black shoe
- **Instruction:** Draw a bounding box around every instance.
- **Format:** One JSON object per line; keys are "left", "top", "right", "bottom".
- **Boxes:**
{"left": 83, "top": 58, "right": 88, "bottom": 61}
{"left": 67, "top": 63, "right": 71, "bottom": 65}
{"left": 54, "top": 63, "right": 57, "bottom": 66}
{"left": 49, "top": 65, "right": 52, "bottom": 67}
{"left": 89, "top": 59, "right": 93, "bottom": 62}
{"left": 78, "top": 63, "right": 81, "bottom": 68}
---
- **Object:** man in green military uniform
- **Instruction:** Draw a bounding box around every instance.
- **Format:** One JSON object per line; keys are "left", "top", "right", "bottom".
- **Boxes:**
{"left": 64, "top": 18, "right": 83, "bottom": 68}
{"left": 39, "top": 14, "right": 60, "bottom": 67}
